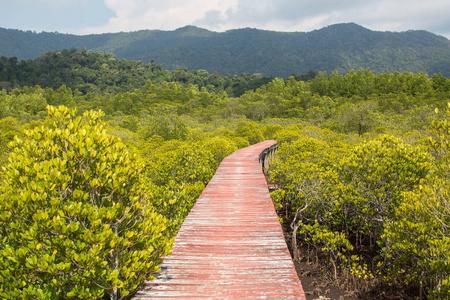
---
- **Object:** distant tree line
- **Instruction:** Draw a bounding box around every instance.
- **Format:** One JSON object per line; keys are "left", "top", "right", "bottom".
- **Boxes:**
{"left": 0, "top": 48, "right": 305, "bottom": 97}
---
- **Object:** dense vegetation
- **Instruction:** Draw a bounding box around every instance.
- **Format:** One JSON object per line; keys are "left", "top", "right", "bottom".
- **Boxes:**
{"left": 0, "top": 48, "right": 280, "bottom": 97}
{"left": 2, "top": 23, "right": 450, "bottom": 77}
{"left": 1, "top": 49, "right": 450, "bottom": 299}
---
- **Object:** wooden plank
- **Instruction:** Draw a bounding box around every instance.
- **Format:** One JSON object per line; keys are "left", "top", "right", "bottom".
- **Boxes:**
{"left": 134, "top": 140, "right": 305, "bottom": 299}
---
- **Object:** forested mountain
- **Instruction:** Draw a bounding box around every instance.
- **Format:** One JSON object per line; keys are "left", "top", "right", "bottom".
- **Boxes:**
{"left": 1, "top": 23, "right": 450, "bottom": 77}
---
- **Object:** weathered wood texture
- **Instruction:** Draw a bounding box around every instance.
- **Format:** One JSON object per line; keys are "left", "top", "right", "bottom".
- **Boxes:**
{"left": 135, "top": 140, "right": 305, "bottom": 299}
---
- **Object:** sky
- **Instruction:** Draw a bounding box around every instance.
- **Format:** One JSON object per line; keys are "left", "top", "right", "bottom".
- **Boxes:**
{"left": 1, "top": 0, "right": 449, "bottom": 39}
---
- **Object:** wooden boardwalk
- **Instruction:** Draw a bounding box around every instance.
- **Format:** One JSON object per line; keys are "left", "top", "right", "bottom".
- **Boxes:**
{"left": 135, "top": 140, "right": 305, "bottom": 299}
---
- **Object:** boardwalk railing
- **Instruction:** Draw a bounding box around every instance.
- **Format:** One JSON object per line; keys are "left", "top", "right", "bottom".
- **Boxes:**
{"left": 259, "top": 143, "right": 278, "bottom": 171}
{"left": 135, "top": 140, "right": 305, "bottom": 299}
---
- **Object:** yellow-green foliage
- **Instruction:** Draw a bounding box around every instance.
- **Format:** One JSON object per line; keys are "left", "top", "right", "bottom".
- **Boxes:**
{"left": 0, "top": 106, "right": 172, "bottom": 300}
{"left": 0, "top": 116, "right": 21, "bottom": 168}
{"left": 269, "top": 125, "right": 434, "bottom": 294}
{"left": 384, "top": 104, "right": 450, "bottom": 296}
{"left": 339, "top": 134, "right": 431, "bottom": 228}
{"left": 199, "top": 136, "right": 239, "bottom": 165}
{"left": 143, "top": 140, "right": 222, "bottom": 236}
{"left": 1, "top": 66, "right": 450, "bottom": 298}
{"left": 235, "top": 120, "right": 264, "bottom": 145}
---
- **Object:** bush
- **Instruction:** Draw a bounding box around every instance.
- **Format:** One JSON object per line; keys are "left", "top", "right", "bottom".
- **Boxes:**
{"left": 0, "top": 106, "right": 172, "bottom": 300}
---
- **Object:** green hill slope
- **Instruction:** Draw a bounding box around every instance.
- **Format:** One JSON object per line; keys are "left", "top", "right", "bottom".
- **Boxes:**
{"left": 1, "top": 23, "right": 450, "bottom": 77}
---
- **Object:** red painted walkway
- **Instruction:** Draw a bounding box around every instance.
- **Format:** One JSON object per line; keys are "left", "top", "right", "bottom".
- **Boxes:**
{"left": 135, "top": 140, "right": 305, "bottom": 299}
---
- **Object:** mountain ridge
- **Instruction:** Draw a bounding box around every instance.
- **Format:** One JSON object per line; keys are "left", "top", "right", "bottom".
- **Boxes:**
{"left": 1, "top": 23, "right": 450, "bottom": 77}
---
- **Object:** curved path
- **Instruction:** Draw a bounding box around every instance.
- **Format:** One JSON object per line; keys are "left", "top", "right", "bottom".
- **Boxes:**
{"left": 135, "top": 140, "right": 305, "bottom": 299}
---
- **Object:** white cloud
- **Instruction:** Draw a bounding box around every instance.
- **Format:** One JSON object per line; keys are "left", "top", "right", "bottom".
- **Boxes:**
{"left": 78, "top": 0, "right": 449, "bottom": 38}
{"left": 82, "top": 0, "right": 238, "bottom": 33}
{"left": 347, "top": 0, "right": 450, "bottom": 38}
{"left": 6, "top": 0, "right": 448, "bottom": 38}
{"left": 201, "top": 0, "right": 450, "bottom": 37}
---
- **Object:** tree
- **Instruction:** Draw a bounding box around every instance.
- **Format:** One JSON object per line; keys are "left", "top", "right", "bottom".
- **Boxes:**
{"left": 329, "top": 101, "right": 378, "bottom": 135}
{"left": 338, "top": 134, "right": 431, "bottom": 266}
{"left": 0, "top": 116, "right": 20, "bottom": 168}
{"left": 143, "top": 142, "right": 216, "bottom": 235}
{"left": 139, "top": 112, "right": 189, "bottom": 141}
{"left": 386, "top": 103, "right": 450, "bottom": 297}
{"left": 269, "top": 135, "right": 340, "bottom": 260}
{"left": 235, "top": 120, "right": 264, "bottom": 144}
{"left": 0, "top": 105, "right": 172, "bottom": 300}
{"left": 199, "top": 136, "right": 238, "bottom": 165}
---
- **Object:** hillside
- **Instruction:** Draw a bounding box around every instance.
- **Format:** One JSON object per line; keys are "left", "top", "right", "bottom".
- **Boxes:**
{"left": 1, "top": 23, "right": 450, "bottom": 77}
